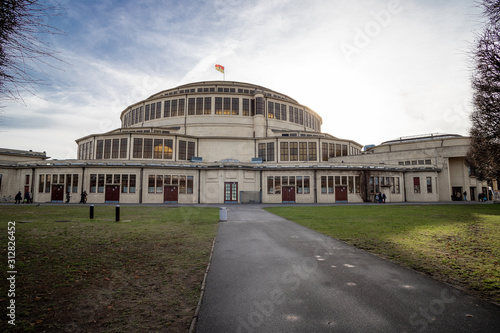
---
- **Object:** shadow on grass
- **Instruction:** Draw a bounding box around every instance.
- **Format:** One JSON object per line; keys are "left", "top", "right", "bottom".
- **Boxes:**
{"left": 265, "top": 204, "right": 500, "bottom": 303}
{"left": 1, "top": 205, "right": 219, "bottom": 332}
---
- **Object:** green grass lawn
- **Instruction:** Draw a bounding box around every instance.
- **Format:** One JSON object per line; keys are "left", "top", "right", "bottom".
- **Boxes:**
{"left": 0, "top": 205, "right": 218, "bottom": 332}
{"left": 266, "top": 204, "right": 500, "bottom": 303}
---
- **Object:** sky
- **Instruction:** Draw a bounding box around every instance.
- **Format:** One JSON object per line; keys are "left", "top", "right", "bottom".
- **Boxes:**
{"left": 0, "top": 0, "right": 484, "bottom": 160}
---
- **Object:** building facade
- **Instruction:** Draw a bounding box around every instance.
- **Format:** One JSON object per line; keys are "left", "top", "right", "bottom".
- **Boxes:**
{"left": 0, "top": 81, "right": 494, "bottom": 204}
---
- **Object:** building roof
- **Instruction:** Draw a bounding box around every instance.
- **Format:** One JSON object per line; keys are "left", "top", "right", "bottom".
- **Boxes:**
{"left": 0, "top": 148, "right": 48, "bottom": 160}
{"left": 380, "top": 133, "right": 464, "bottom": 145}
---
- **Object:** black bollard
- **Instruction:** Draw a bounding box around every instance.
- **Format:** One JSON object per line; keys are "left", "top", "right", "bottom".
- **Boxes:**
{"left": 115, "top": 205, "right": 120, "bottom": 222}
{"left": 90, "top": 204, "right": 94, "bottom": 219}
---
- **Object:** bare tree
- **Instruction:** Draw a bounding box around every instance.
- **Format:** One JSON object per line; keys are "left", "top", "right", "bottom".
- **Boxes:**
{"left": 0, "top": 0, "right": 63, "bottom": 102}
{"left": 467, "top": 0, "right": 500, "bottom": 181}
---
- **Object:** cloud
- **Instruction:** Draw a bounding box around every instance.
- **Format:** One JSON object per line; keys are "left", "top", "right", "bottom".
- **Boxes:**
{"left": 0, "top": 0, "right": 483, "bottom": 158}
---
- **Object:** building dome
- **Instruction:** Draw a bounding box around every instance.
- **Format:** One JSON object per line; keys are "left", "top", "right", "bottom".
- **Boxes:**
{"left": 119, "top": 81, "right": 322, "bottom": 138}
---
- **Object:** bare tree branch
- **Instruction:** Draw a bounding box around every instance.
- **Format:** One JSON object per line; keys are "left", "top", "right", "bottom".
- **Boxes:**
{"left": 0, "top": 0, "right": 64, "bottom": 103}
{"left": 467, "top": 0, "right": 500, "bottom": 181}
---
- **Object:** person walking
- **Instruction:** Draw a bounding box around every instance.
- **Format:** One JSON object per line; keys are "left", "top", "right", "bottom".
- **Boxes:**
{"left": 15, "top": 191, "right": 22, "bottom": 204}
{"left": 24, "top": 191, "right": 30, "bottom": 204}
{"left": 463, "top": 191, "right": 467, "bottom": 201}
{"left": 66, "top": 191, "right": 71, "bottom": 204}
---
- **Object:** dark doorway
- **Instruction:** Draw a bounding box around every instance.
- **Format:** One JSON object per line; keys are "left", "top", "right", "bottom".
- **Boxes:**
{"left": 282, "top": 186, "right": 296, "bottom": 203}
{"left": 105, "top": 185, "right": 120, "bottom": 202}
{"left": 470, "top": 187, "right": 476, "bottom": 201}
{"left": 164, "top": 186, "right": 178, "bottom": 203}
{"left": 335, "top": 186, "right": 348, "bottom": 202}
{"left": 452, "top": 186, "right": 462, "bottom": 201}
{"left": 51, "top": 185, "right": 64, "bottom": 202}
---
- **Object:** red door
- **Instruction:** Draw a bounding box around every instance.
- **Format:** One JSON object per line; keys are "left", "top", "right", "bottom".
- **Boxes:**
{"left": 164, "top": 186, "right": 178, "bottom": 203}
{"left": 335, "top": 186, "right": 348, "bottom": 202}
{"left": 51, "top": 185, "right": 64, "bottom": 201}
{"left": 282, "top": 186, "right": 296, "bottom": 203}
{"left": 224, "top": 182, "right": 238, "bottom": 203}
{"left": 105, "top": 185, "right": 120, "bottom": 202}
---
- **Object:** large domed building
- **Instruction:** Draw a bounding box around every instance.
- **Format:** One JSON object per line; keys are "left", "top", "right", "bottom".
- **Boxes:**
{"left": 0, "top": 81, "right": 494, "bottom": 204}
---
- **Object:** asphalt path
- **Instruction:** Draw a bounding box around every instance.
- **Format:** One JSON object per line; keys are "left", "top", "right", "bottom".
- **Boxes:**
{"left": 195, "top": 205, "right": 500, "bottom": 333}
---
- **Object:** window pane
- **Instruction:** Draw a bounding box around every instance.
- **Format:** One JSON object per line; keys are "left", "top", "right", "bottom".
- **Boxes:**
{"left": 267, "top": 176, "right": 274, "bottom": 194}
{"left": 178, "top": 140, "right": 187, "bottom": 160}
{"left": 267, "top": 142, "right": 274, "bottom": 162}
{"left": 164, "top": 139, "right": 173, "bottom": 159}
{"left": 133, "top": 138, "right": 143, "bottom": 158}
{"left": 143, "top": 139, "right": 153, "bottom": 159}
{"left": 223, "top": 97, "right": 231, "bottom": 115}
{"left": 112, "top": 139, "right": 119, "bottom": 159}
{"left": 148, "top": 175, "right": 155, "bottom": 193}
{"left": 296, "top": 176, "right": 302, "bottom": 194}
{"left": 90, "top": 174, "right": 96, "bottom": 193}
{"left": 299, "top": 143, "right": 307, "bottom": 161}
{"left": 121, "top": 174, "right": 128, "bottom": 193}
{"left": 164, "top": 100, "right": 171, "bottom": 117}
{"left": 280, "top": 142, "right": 289, "bottom": 161}
{"left": 322, "top": 143, "right": 328, "bottom": 161}
{"left": 258, "top": 143, "right": 266, "bottom": 161}
{"left": 303, "top": 176, "right": 310, "bottom": 194}
{"left": 196, "top": 97, "right": 203, "bottom": 115}
{"left": 204, "top": 97, "right": 211, "bottom": 115}
{"left": 243, "top": 98, "right": 250, "bottom": 116}
{"left": 73, "top": 174, "right": 79, "bottom": 193}
{"left": 215, "top": 97, "right": 222, "bottom": 115}
{"left": 187, "top": 141, "right": 196, "bottom": 160}
{"left": 45, "top": 174, "right": 51, "bottom": 193}
{"left": 120, "top": 138, "right": 128, "bottom": 159}
{"left": 178, "top": 98, "right": 185, "bottom": 116}
{"left": 98, "top": 174, "right": 104, "bottom": 193}
{"left": 268, "top": 101, "right": 274, "bottom": 118}
{"left": 156, "top": 101, "right": 162, "bottom": 118}
{"left": 187, "top": 176, "right": 193, "bottom": 194}
{"left": 308, "top": 142, "right": 316, "bottom": 161}
{"left": 157, "top": 175, "right": 163, "bottom": 193}
{"left": 129, "top": 174, "right": 136, "bottom": 193}
{"left": 171, "top": 99, "right": 178, "bottom": 117}
{"left": 96, "top": 140, "right": 103, "bottom": 159}
{"left": 188, "top": 98, "right": 195, "bottom": 115}
{"left": 39, "top": 174, "right": 44, "bottom": 193}
{"left": 232, "top": 98, "right": 239, "bottom": 115}
{"left": 179, "top": 176, "right": 186, "bottom": 194}
{"left": 154, "top": 139, "right": 163, "bottom": 159}
{"left": 290, "top": 143, "right": 298, "bottom": 161}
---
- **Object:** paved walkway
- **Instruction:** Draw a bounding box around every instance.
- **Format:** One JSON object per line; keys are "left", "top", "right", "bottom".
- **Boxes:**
{"left": 195, "top": 206, "right": 500, "bottom": 332}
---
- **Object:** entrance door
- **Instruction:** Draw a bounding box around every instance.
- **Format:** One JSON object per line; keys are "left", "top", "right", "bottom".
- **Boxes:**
{"left": 105, "top": 185, "right": 120, "bottom": 202}
{"left": 282, "top": 186, "right": 296, "bottom": 203}
{"left": 470, "top": 187, "right": 476, "bottom": 201}
{"left": 51, "top": 185, "right": 64, "bottom": 202}
{"left": 335, "top": 186, "right": 348, "bottom": 202}
{"left": 452, "top": 186, "right": 462, "bottom": 201}
{"left": 164, "top": 186, "right": 178, "bottom": 203}
{"left": 224, "top": 182, "right": 238, "bottom": 203}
